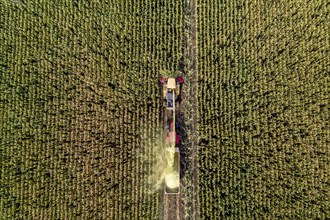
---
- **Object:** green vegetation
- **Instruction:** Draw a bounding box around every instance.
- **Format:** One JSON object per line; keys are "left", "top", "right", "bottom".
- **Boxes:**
{"left": 1, "top": 0, "right": 328, "bottom": 219}
{"left": 1, "top": 0, "right": 183, "bottom": 219}
{"left": 196, "top": 0, "right": 329, "bottom": 219}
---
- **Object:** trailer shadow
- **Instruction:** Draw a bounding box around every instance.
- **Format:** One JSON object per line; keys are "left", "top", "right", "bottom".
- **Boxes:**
{"left": 177, "top": 113, "right": 187, "bottom": 179}
{"left": 176, "top": 97, "right": 188, "bottom": 179}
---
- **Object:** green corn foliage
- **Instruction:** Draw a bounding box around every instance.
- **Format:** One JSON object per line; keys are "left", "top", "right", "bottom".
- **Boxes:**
{"left": 196, "top": 0, "right": 329, "bottom": 219}
{"left": 0, "top": 0, "right": 184, "bottom": 219}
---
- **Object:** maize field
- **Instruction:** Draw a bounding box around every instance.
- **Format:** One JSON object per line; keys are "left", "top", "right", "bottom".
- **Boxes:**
{"left": 1, "top": 0, "right": 328, "bottom": 219}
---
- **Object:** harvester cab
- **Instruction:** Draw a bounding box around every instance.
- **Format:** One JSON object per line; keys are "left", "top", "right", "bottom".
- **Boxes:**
{"left": 160, "top": 75, "right": 184, "bottom": 109}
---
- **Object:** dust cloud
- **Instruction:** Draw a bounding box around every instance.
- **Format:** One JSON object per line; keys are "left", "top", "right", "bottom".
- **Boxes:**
{"left": 139, "top": 131, "right": 179, "bottom": 193}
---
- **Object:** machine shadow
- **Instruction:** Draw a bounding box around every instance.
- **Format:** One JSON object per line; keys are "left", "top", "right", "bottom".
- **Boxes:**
{"left": 176, "top": 87, "right": 188, "bottom": 180}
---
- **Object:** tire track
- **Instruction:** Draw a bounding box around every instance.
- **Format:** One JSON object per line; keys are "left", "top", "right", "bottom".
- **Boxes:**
{"left": 187, "top": 0, "right": 198, "bottom": 219}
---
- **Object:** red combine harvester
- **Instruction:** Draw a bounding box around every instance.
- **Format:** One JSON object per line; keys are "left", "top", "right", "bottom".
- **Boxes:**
{"left": 160, "top": 75, "right": 184, "bottom": 195}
